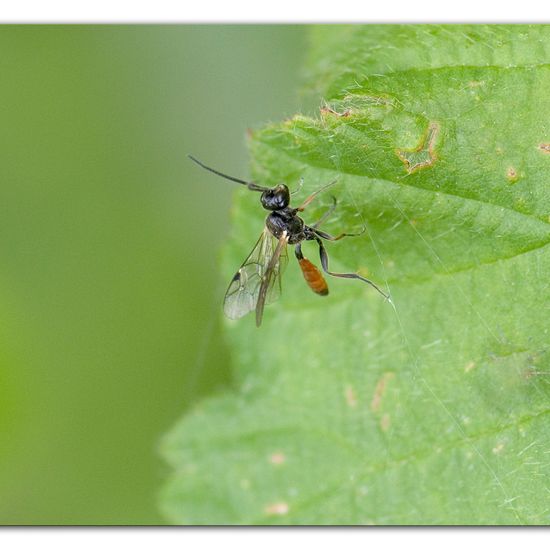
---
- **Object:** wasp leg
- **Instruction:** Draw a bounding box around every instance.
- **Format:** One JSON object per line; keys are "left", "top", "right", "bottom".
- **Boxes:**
{"left": 314, "top": 224, "right": 366, "bottom": 241}
{"left": 311, "top": 196, "right": 337, "bottom": 229}
{"left": 296, "top": 179, "right": 338, "bottom": 211}
{"left": 314, "top": 236, "right": 390, "bottom": 300}
{"left": 290, "top": 177, "right": 304, "bottom": 196}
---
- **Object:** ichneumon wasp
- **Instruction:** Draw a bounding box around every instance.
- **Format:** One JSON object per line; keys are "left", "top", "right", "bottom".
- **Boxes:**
{"left": 189, "top": 155, "right": 389, "bottom": 326}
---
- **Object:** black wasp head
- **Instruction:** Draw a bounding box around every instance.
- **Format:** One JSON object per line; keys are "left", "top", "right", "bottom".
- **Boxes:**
{"left": 260, "top": 184, "right": 290, "bottom": 211}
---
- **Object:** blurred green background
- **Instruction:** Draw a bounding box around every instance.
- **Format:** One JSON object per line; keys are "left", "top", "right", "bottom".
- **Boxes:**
{"left": 0, "top": 25, "right": 307, "bottom": 524}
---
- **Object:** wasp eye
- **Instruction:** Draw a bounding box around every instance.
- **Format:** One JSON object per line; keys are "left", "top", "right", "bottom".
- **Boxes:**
{"left": 260, "top": 184, "right": 290, "bottom": 210}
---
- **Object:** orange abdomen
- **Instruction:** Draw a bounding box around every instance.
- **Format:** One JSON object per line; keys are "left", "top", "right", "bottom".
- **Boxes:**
{"left": 299, "top": 258, "right": 329, "bottom": 296}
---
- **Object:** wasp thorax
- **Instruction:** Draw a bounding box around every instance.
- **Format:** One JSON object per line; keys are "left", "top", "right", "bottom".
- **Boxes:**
{"left": 260, "top": 184, "right": 290, "bottom": 211}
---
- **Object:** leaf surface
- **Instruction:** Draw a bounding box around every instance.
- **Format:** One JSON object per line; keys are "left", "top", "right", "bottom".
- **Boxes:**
{"left": 161, "top": 25, "right": 550, "bottom": 525}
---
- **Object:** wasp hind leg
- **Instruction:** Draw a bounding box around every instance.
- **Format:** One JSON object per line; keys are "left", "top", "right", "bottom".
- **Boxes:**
{"left": 314, "top": 237, "right": 390, "bottom": 301}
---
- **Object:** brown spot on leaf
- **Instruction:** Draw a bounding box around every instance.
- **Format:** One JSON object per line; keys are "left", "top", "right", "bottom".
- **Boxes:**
{"left": 265, "top": 502, "right": 289, "bottom": 516}
{"left": 269, "top": 452, "right": 286, "bottom": 465}
{"left": 538, "top": 143, "right": 550, "bottom": 154}
{"left": 370, "top": 372, "right": 395, "bottom": 413}
{"left": 396, "top": 122, "right": 440, "bottom": 174}
{"left": 320, "top": 105, "right": 352, "bottom": 117}
{"left": 345, "top": 385, "right": 358, "bottom": 408}
{"left": 464, "top": 361, "right": 476, "bottom": 373}
{"left": 506, "top": 166, "right": 519, "bottom": 183}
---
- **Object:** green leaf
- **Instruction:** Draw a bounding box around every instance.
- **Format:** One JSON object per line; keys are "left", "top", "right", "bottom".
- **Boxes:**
{"left": 160, "top": 25, "right": 550, "bottom": 525}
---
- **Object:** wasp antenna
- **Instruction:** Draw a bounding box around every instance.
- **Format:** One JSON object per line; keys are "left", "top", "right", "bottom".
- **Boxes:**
{"left": 188, "top": 155, "right": 249, "bottom": 185}
{"left": 188, "top": 155, "right": 267, "bottom": 191}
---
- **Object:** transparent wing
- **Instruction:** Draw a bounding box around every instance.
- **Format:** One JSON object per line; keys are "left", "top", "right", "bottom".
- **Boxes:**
{"left": 223, "top": 228, "right": 288, "bottom": 323}
{"left": 265, "top": 234, "right": 288, "bottom": 306}
{"left": 255, "top": 232, "right": 289, "bottom": 327}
